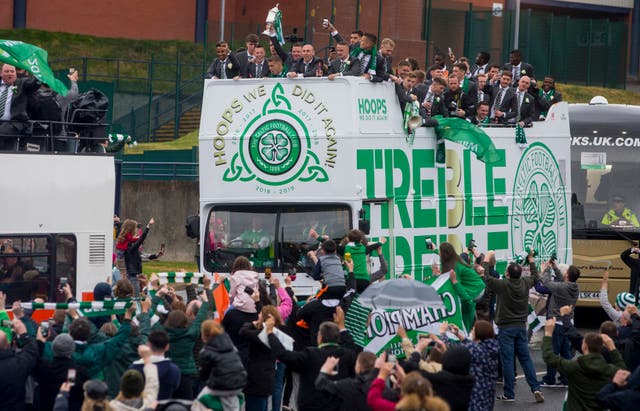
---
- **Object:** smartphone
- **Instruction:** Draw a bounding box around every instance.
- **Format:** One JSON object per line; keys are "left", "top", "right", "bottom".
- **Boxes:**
{"left": 322, "top": 18, "right": 329, "bottom": 29}
{"left": 448, "top": 47, "right": 454, "bottom": 57}
{"left": 425, "top": 238, "right": 435, "bottom": 250}
{"left": 418, "top": 332, "right": 430, "bottom": 339}
{"left": 197, "top": 285, "right": 205, "bottom": 295}
{"left": 160, "top": 243, "right": 166, "bottom": 253}
{"left": 60, "top": 277, "right": 68, "bottom": 287}
{"left": 67, "top": 369, "right": 76, "bottom": 385}
{"left": 69, "top": 67, "right": 76, "bottom": 74}
{"left": 41, "top": 321, "right": 50, "bottom": 337}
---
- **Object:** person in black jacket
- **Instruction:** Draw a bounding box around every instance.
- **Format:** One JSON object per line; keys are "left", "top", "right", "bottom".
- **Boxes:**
{"left": 597, "top": 366, "right": 640, "bottom": 411}
{"left": 420, "top": 345, "right": 475, "bottom": 411}
{"left": 267, "top": 307, "right": 361, "bottom": 411}
{"left": 0, "top": 318, "right": 39, "bottom": 411}
{"left": 205, "top": 42, "right": 241, "bottom": 80}
{"left": 116, "top": 217, "right": 154, "bottom": 295}
{"left": 34, "top": 333, "right": 89, "bottom": 411}
{"left": 196, "top": 320, "right": 247, "bottom": 410}
{"left": 621, "top": 246, "right": 640, "bottom": 295}
{"left": 315, "top": 351, "right": 377, "bottom": 411}
{"left": 239, "top": 305, "right": 286, "bottom": 411}
{"left": 0, "top": 64, "right": 41, "bottom": 151}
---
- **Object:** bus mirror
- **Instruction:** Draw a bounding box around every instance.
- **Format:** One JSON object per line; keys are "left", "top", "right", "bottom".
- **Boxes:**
{"left": 359, "top": 219, "right": 370, "bottom": 235}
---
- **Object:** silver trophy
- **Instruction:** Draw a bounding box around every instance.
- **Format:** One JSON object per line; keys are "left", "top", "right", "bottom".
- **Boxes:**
{"left": 263, "top": 4, "right": 280, "bottom": 36}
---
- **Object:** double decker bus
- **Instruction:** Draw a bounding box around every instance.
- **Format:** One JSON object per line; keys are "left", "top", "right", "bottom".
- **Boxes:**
{"left": 569, "top": 101, "right": 640, "bottom": 305}
{"left": 0, "top": 152, "right": 115, "bottom": 308}
{"left": 198, "top": 77, "right": 572, "bottom": 297}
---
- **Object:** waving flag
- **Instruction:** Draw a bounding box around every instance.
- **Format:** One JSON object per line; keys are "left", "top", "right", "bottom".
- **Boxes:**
{"left": 0, "top": 40, "right": 69, "bottom": 96}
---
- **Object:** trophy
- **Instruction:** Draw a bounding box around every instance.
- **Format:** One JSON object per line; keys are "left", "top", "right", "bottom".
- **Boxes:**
{"left": 263, "top": 4, "right": 281, "bottom": 36}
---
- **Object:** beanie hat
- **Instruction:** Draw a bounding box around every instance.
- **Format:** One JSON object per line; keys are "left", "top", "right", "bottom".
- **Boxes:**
{"left": 616, "top": 292, "right": 636, "bottom": 310}
{"left": 120, "top": 369, "right": 145, "bottom": 398}
{"left": 83, "top": 380, "right": 109, "bottom": 401}
{"left": 52, "top": 333, "right": 75, "bottom": 358}
{"left": 93, "top": 282, "right": 113, "bottom": 301}
{"left": 441, "top": 345, "right": 471, "bottom": 375}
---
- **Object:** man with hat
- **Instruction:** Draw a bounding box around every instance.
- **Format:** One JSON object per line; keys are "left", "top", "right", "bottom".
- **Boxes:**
{"left": 602, "top": 195, "right": 639, "bottom": 228}
{"left": 35, "top": 333, "right": 89, "bottom": 411}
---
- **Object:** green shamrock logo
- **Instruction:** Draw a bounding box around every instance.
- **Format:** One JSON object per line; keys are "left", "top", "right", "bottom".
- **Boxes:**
{"left": 522, "top": 180, "right": 557, "bottom": 256}
{"left": 259, "top": 132, "right": 290, "bottom": 164}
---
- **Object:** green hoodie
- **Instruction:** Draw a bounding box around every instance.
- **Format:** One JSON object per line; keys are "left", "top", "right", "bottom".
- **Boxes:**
{"left": 542, "top": 336, "right": 625, "bottom": 411}
{"left": 156, "top": 301, "right": 211, "bottom": 376}
{"left": 344, "top": 242, "right": 367, "bottom": 281}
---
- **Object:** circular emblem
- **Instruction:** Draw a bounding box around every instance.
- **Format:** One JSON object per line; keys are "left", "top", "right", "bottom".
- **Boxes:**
{"left": 511, "top": 143, "right": 568, "bottom": 261}
{"left": 249, "top": 120, "right": 301, "bottom": 175}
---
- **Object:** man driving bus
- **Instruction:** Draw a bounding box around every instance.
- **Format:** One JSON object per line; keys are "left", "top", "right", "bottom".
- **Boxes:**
{"left": 601, "top": 195, "right": 640, "bottom": 228}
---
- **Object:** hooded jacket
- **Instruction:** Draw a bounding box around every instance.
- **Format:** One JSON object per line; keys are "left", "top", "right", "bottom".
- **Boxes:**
{"left": 198, "top": 332, "right": 247, "bottom": 391}
{"left": 229, "top": 270, "right": 259, "bottom": 313}
{"left": 422, "top": 346, "right": 475, "bottom": 411}
{"left": 542, "top": 336, "right": 625, "bottom": 411}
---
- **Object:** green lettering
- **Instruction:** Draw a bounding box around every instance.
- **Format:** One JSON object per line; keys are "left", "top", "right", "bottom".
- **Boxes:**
{"left": 412, "top": 149, "right": 436, "bottom": 228}
{"left": 487, "top": 149, "right": 508, "bottom": 225}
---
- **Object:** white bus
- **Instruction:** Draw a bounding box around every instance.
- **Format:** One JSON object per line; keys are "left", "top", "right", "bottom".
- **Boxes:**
{"left": 0, "top": 153, "right": 115, "bottom": 312}
{"left": 198, "top": 77, "right": 572, "bottom": 296}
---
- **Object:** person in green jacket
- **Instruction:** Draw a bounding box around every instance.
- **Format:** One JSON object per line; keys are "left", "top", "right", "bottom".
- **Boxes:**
{"left": 64, "top": 306, "right": 134, "bottom": 379}
{"left": 339, "top": 229, "right": 384, "bottom": 293}
{"left": 542, "top": 317, "right": 626, "bottom": 411}
{"left": 153, "top": 285, "right": 212, "bottom": 400}
{"left": 438, "top": 242, "right": 485, "bottom": 331}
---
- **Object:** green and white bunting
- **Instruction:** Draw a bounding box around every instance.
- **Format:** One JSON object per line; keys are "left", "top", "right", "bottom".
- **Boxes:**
{"left": 156, "top": 272, "right": 209, "bottom": 285}
{"left": 345, "top": 273, "right": 467, "bottom": 356}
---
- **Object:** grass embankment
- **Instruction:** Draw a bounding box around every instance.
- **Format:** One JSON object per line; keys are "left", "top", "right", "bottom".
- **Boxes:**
{"left": 143, "top": 260, "right": 198, "bottom": 275}
{"left": 559, "top": 83, "right": 640, "bottom": 105}
{"left": 124, "top": 130, "right": 198, "bottom": 154}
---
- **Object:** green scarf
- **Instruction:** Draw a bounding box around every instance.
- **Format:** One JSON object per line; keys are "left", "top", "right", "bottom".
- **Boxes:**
{"left": 516, "top": 123, "right": 528, "bottom": 148}
{"left": 461, "top": 77, "right": 470, "bottom": 94}
{"left": 270, "top": 64, "right": 288, "bottom": 78}
{"left": 350, "top": 46, "right": 378, "bottom": 75}
{"left": 538, "top": 88, "right": 555, "bottom": 117}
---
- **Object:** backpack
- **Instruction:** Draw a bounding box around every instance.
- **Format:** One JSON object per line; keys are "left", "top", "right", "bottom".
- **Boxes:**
{"left": 185, "top": 214, "right": 200, "bottom": 239}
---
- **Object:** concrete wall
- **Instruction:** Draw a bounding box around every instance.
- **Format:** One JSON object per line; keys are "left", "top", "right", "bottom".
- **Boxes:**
{"left": 120, "top": 180, "right": 199, "bottom": 263}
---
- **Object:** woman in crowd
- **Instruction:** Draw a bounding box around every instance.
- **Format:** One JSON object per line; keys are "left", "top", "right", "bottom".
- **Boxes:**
{"left": 115, "top": 218, "right": 154, "bottom": 295}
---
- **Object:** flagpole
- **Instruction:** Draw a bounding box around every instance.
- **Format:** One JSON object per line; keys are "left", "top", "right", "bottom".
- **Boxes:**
{"left": 514, "top": 0, "right": 520, "bottom": 49}
{"left": 220, "top": 0, "right": 226, "bottom": 41}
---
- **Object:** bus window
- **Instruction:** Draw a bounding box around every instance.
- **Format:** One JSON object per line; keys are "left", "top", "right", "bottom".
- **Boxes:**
{"left": 203, "top": 205, "right": 351, "bottom": 273}
{"left": 0, "top": 235, "right": 77, "bottom": 305}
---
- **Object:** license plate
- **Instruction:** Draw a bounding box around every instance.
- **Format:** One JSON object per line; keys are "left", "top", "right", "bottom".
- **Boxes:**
{"left": 579, "top": 291, "right": 601, "bottom": 300}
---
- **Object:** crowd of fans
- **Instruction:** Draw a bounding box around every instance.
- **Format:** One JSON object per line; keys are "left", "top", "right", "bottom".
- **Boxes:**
{"left": 204, "top": 23, "right": 563, "bottom": 128}
{"left": 2, "top": 224, "right": 640, "bottom": 411}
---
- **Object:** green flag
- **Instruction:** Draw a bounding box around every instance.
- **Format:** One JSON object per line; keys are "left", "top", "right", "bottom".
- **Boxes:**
{"left": 434, "top": 115, "right": 501, "bottom": 164}
{"left": 0, "top": 40, "right": 69, "bottom": 96}
{"left": 273, "top": 7, "right": 285, "bottom": 46}
{"left": 345, "top": 273, "right": 467, "bottom": 357}
{"left": 516, "top": 123, "right": 528, "bottom": 148}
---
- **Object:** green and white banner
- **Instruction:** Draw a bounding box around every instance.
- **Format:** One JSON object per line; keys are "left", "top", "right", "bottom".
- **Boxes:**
{"left": 345, "top": 273, "right": 466, "bottom": 356}
{"left": 156, "top": 272, "right": 209, "bottom": 285}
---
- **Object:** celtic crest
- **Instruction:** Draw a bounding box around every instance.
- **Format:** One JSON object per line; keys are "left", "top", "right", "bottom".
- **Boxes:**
{"left": 223, "top": 83, "right": 329, "bottom": 185}
{"left": 511, "top": 143, "right": 568, "bottom": 261}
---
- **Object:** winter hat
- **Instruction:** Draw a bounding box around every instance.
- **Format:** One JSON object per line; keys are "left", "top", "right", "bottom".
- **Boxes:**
{"left": 120, "top": 369, "right": 145, "bottom": 398}
{"left": 83, "top": 380, "right": 109, "bottom": 401}
{"left": 93, "top": 282, "right": 113, "bottom": 301}
{"left": 616, "top": 292, "right": 636, "bottom": 310}
{"left": 52, "top": 333, "right": 75, "bottom": 358}
{"left": 441, "top": 345, "right": 471, "bottom": 376}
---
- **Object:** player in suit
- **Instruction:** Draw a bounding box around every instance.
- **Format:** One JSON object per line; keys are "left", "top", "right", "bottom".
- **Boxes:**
{"left": 511, "top": 76, "right": 535, "bottom": 126}
{"left": 243, "top": 46, "right": 269, "bottom": 78}
{"left": 287, "top": 44, "right": 325, "bottom": 78}
{"left": 503, "top": 49, "right": 534, "bottom": 87}
{"left": 234, "top": 34, "right": 260, "bottom": 76}
{"left": 205, "top": 41, "right": 241, "bottom": 79}
{"left": 483, "top": 70, "right": 518, "bottom": 124}
{"left": 327, "top": 42, "right": 360, "bottom": 79}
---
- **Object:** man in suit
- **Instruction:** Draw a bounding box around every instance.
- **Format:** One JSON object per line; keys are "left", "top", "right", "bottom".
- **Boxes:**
{"left": 0, "top": 64, "right": 40, "bottom": 151}
{"left": 512, "top": 76, "right": 535, "bottom": 127}
{"left": 244, "top": 45, "right": 269, "bottom": 79}
{"left": 420, "top": 76, "right": 448, "bottom": 119}
{"left": 444, "top": 75, "right": 475, "bottom": 119}
{"left": 504, "top": 49, "right": 534, "bottom": 87}
{"left": 205, "top": 41, "right": 241, "bottom": 79}
{"left": 475, "top": 74, "right": 491, "bottom": 105}
{"left": 235, "top": 34, "right": 260, "bottom": 76}
{"left": 327, "top": 42, "right": 360, "bottom": 80}
{"left": 486, "top": 64, "right": 502, "bottom": 87}
{"left": 469, "top": 101, "right": 490, "bottom": 125}
{"left": 451, "top": 62, "right": 478, "bottom": 102}
{"left": 483, "top": 70, "right": 517, "bottom": 124}
{"left": 266, "top": 26, "right": 302, "bottom": 71}
{"left": 469, "top": 51, "right": 491, "bottom": 79}
{"left": 267, "top": 56, "right": 287, "bottom": 78}
{"left": 532, "top": 76, "right": 563, "bottom": 120}
{"left": 371, "top": 38, "right": 396, "bottom": 83}
{"left": 287, "top": 44, "right": 324, "bottom": 78}
{"left": 395, "top": 71, "right": 418, "bottom": 113}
